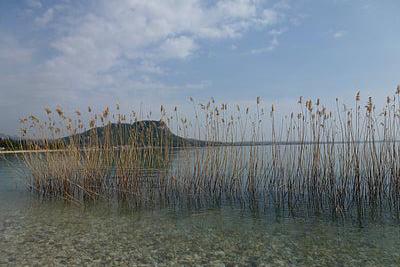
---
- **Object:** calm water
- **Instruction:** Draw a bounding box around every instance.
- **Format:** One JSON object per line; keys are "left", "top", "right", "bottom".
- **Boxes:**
{"left": 1, "top": 155, "right": 400, "bottom": 266}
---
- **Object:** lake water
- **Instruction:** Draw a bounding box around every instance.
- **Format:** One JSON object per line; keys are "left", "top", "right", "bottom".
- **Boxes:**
{"left": 1, "top": 154, "right": 400, "bottom": 266}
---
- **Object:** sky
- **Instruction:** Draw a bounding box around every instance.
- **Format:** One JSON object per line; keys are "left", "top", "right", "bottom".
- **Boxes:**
{"left": 0, "top": 0, "right": 399, "bottom": 135}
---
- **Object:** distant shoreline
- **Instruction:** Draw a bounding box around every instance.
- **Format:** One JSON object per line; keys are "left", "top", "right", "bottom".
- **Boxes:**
{"left": 0, "top": 149, "right": 66, "bottom": 154}
{"left": 1, "top": 140, "right": 397, "bottom": 155}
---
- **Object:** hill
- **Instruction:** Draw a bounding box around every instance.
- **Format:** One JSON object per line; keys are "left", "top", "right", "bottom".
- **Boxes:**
{"left": 0, "top": 134, "right": 20, "bottom": 150}
{"left": 63, "top": 120, "right": 211, "bottom": 147}
{"left": 0, "top": 133, "right": 17, "bottom": 140}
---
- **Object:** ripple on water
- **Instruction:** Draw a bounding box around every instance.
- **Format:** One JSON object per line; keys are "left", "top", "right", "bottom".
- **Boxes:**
{"left": 1, "top": 202, "right": 400, "bottom": 266}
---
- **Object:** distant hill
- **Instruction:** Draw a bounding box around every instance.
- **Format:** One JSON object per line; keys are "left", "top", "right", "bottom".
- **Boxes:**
{"left": 0, "top": 133, "right": 21, "bottom": 150}
{"left": 1, "top": 121, "right": 216, "bottom": 151}
{"left": 63, "top": 120, "right": 212, "bottom": 147}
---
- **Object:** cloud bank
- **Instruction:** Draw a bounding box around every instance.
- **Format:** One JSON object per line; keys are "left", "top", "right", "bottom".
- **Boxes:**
{"left": 0, "top": 0, "right": 290, "bottom": 133}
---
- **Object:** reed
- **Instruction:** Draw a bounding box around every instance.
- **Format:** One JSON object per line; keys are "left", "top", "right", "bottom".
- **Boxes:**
{"left": 17, "top": 87, "right": 400, "bottom": 222}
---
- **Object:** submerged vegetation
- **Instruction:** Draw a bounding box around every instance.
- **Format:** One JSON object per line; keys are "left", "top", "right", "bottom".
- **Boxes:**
{"left": 16, "top": 87, "right": 400, "bottom": 223}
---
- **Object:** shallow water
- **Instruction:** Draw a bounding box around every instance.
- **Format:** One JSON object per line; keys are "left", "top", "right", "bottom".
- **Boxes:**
{"left": 1, "top": 155, "right": 400, "bottom": 266}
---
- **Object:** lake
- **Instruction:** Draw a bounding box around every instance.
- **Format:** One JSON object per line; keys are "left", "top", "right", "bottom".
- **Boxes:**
{"left": 1, "top": 153, "right": 400, "bottom": 266}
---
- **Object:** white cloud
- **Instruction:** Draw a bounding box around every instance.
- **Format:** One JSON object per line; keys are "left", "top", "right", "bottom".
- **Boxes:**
{"left": 26, "top": 0, "right": 42, "bottom": 9}
{"left": 250, "top": 40, "right": 277, "bottom": 54}
{"left": 0, "top": 0, "right": 292, "bottom": 133}
{"left": 259, "top": 9, "right": 279, "bottom": 25}
{"left": 35, "top": 8, "right": 54, "bottom": 26}
{"left": 0, "top": 37, "right": 33, "bottom": 65}
{"left": 216, "top": 0, "right": 256, "bottom": 18}
{"left": 159, "top": 36, "right": 197, "bottom": 59}
{"left": 35, "top": 0, "right": 288, "bottom": 93}
{"left": 250, "top": 28, "right": 285, "bottom": 54}
{"left": 333, "top": 30, "right": 346, "bottom": 39}
{"left": 273, "top": 0, "right": 291, "bottom": 10}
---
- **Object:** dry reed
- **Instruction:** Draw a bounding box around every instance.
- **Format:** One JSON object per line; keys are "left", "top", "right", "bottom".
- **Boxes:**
{"left": 16, "top": 88, "right": 400, "bottom": 222}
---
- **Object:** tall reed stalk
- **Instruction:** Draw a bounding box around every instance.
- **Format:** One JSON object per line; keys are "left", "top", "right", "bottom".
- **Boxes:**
{"left": 17, "top": 88, "right": 400, "bottom": 222}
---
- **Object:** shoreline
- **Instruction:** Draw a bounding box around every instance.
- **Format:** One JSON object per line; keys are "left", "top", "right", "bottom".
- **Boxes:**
{"left": 1, "top": 139, "right": 398, "bottom": 155}
{"left": 0, "top": 149, "right": 66, "bottom": 154}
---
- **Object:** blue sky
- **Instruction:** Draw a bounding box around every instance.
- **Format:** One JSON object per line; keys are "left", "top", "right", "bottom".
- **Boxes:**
{"left": 0, "top": 0, "right": 399, "bottom": 134}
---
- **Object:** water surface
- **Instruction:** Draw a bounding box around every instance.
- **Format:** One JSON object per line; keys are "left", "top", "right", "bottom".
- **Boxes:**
{"left": 1, "top": 155, "right": 400, "bottom": 266}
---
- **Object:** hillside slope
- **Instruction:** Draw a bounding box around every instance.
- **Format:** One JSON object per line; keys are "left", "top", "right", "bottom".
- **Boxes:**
{"left": 64, "top": 120, "right": 210, "bottom": 147}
